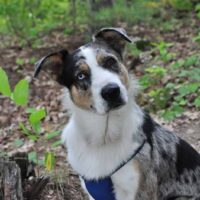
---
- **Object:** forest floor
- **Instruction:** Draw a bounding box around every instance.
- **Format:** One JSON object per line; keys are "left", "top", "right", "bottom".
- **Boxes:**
{"left": 0, "top": 15, "right": 200, "bottom": 200}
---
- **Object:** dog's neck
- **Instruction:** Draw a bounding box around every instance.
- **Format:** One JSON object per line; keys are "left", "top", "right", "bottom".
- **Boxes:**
{"left": 71, "top": 98, "right": 144, "bottom": 146}
{"left": 62, "top": 88, "right": 146, "bottom": 179}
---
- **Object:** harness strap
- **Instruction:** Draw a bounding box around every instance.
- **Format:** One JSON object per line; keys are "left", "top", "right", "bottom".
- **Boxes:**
{"left": 84, "top": 139, "right": 146, "bottom": 200}
{"left": 110, "top": 139, "right": 146, "bottom": 176}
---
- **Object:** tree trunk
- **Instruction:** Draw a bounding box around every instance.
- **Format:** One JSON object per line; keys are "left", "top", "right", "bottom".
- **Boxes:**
{"left": 0, "top": 158, "right": 23, "bottom": 200}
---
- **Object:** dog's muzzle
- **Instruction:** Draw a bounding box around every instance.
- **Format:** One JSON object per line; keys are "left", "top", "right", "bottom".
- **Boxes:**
{"left": 101, "top": 83, "right": 124, "bottom": 110}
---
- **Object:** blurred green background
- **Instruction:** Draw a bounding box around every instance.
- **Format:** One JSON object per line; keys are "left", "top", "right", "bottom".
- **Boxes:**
{"left": 0, "top": 0, "right": 199, "bottom": 46}
{"left": 0, "top": 0, "right": 200, "bottom": 120}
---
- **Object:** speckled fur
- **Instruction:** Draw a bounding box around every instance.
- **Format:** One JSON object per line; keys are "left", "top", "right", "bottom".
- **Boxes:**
{"left": 35, "top": 27, "right": 200, "bottom": 200}
{"left": 134, "top": 121, "right": 200, "bottom": 200}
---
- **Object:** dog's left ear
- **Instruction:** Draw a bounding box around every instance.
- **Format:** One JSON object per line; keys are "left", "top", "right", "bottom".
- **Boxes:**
{"left": 93, "top": 27, "right": 132, "bottom": 57}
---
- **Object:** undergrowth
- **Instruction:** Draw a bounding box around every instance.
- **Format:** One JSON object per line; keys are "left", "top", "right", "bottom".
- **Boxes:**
{"left": 0, "top": 67, "right": 59, "bottom": 171}
{"left": 129, "top": 41, "right": 200, "bottom": 120}
{"left": 1, "top": 0, "right": 199, "bottom": 47}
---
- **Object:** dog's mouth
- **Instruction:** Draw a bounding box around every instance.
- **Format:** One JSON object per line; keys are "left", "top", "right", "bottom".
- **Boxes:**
{"left": 106, "top": 100, "right": 125, "bottom": 112}
{"left": 90, "top": 100, "right": 126, "bottom": 115}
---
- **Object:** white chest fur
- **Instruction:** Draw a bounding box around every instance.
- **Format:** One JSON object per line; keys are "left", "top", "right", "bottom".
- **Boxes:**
{"left": 112, "top": 160, "right": 141, "bottom": 200}
{"left": 62, "top": 100, "right": 144, "bottom": 199}
{"left": 81, "top": 160, "right": 141, "bottom": 200}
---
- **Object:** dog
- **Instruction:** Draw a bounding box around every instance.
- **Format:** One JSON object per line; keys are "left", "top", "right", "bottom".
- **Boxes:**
{"left": 34, "top": 27, "right": 200, "bottom": 200}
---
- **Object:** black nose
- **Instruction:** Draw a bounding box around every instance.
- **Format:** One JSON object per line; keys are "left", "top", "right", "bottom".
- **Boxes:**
{"left": 101, "top": 83, "right": 120, "bottom": 101}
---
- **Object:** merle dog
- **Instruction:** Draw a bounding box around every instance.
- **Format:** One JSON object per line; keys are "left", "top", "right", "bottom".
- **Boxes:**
{"left": 35, "top": 27, "right": 200, "bottom": 200}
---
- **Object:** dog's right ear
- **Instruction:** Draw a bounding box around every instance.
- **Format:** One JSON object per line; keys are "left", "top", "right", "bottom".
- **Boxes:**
{"left": 93, "top": 27, "right": 132, "bottom": 58}
{"left": 34, "top": 50, "right": 69, "bottom": 84}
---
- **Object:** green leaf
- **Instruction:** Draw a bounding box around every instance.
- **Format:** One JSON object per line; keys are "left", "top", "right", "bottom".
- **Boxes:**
{"left": 13, "top": 139, "right": 24, "bottom": 147}
{"left": 29, "top": 57, "right": 37, "bottom": 65}
{"left": 188, "top": 69, "right": 200, "bottom": 81}
{"left": 28, "top": 151, "right": 37, "bottom": 163}
{"left": 171, "top": 103, "right": 185, "bottom": 116}
{"left": 174, "top": 95, "right": 188, "bottom": 105}
{"left": 192, "top": 33, "right": 200, "bottom": 43}
{"left": 45, "top": 152, "right": 55, "bottom": 171}
{"left": 13, "top": 79, "right": 29, "bottom": 105}
{"left": 194, "top": 97, "right": 200, "bottom": 107}
{"left": 38, "top": 159, "right": 45, "bottom": 166}
{"left": 195, "top": 4, "right": 200, "bottom": 11}
{"left": 178, "top": 70, "right": 189, "bottom": 78}
{"left": 166, "top": 83, "right": 175, "bottom": 89}
{"left": 27, "top": 134, "right": 38, "bottom": 141}
{"left": 19, "top": 122, "right": 31, "bottom": 136}
{"left": 179, "top": 99, "right": 187, "bottom": 106}
{"left": 160, "top": 105, "right": 184, "bottom": 121}
{"left": 31, "top": 122, "right": 41, "bottom": 134}
{"left": 16, "top": 58, "right": 25, "bottom": 66}
{"left": 184, "top": 55, "right": 198, "bottom": 68}
{"left": 45, "top": 130, "right": 61, "bottom": 140}
{"left": 0, "top": 67, "right": 11, "bottom": 97}
{"left": 28, "top": 151, "right": 43, "bottom": 165}
{"left": 145, "top": 66, "right": 166, "bottom": 76}
{"left": 170, "top": 60, "right": 184, "bottom": 69}
{"left": 51, "top": 140, "right": 62, "bottom": 148}
{"left": 29, "top": 108, "right": 46, "bottom": 124}
{"left": 139, "top": 75, "right": 151, "bottom": 89}
{"left": 160, "top": 110, "right": 176, "bottom": 121}
{"left": 19, "top": 122, "right": 38, "bottom": 141}
{"left": 26, "top": 107, "right": 37, "bottom": 114}
{"left": 177, "top": 83, "right": 199, "bottom": 96}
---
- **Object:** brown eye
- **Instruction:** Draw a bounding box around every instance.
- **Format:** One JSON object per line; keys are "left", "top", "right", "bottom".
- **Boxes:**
{"left": 104, "top": 57, "right": 117, "bottom": 68}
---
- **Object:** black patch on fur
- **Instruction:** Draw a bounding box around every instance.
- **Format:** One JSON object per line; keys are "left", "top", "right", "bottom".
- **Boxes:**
{"left": 59, "top": 49, "right": 91, "bottom": 90}
{"left": 165, "top": 195, "right": 193, "bottom": 200}
{"left": 102, "top": 56, "right": 119, "bottom": 73}
{"left": 184, "top": 176, "right": 189, "bottom": 184}
{"left": 176, "top": 139, "right": 200, "bottom": 175}
{"left": 142, "top": 113, "right": 154, "bottom": 151}
{"left": 57, "top": 52, "right": 75, "bottom": 88}
{"left": 161, "top": 150, "right": 168, "bottom": 160}
{"left": 193, "top": 174, "right": 197, "bottom": 182}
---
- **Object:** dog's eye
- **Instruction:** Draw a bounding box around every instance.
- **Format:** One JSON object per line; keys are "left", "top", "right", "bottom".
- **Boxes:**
{"left": 77, "top": 72, "right": 86, "bottom": 80}
{"left": 105, "top": 57, "right": 116, "bottom": 67}
{"left": 103, "top": 57, "right": 118, "bottom": 71}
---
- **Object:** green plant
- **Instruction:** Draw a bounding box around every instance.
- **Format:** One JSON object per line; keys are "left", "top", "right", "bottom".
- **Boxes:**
{"left": 0, "top": 67, "right": 60, "bottom": 171}
{"left": 138, "top": 47, "right": 200, "bottom": 121}
{"left": 16, "top": 58, "right": 25, "bottom": 66}
{"left": 0, "top": 0, "right": 69, "bottom": 46}
{"left": 195, "top": 3, "right": 200, "bottom": 18}
{"left": 162, "top": 0, "right": 193, "bottom": 11}
{"left": 0, "top": 67, "right": 29, "bottom": 104}
{"left": 0, "top": 0, "right": 161, "bottom": 45}
{"left": 127, "top": 43, "right": 142, "bottom": 57}
{"left": 192, "top": 33, "right": 200, "bottom": 45}
{"left": 19, "top": 108, "right": 61, "bottom": 170}
{"left": 152, "top": 41, "right": 175, "bottom": 62}
{"left": 90, "top": 0, "right": 159, "bottom": 27}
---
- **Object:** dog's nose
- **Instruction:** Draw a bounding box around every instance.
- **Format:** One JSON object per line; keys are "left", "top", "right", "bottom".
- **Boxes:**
{"left": 101, "top": 83, "right": 120, "bottom": 101}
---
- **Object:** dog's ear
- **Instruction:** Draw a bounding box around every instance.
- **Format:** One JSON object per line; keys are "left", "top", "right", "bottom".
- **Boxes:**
{"left": 93, "top": 27, "right": 132, "bottom": 57}
{"left": 34, "top": 49, "right": 69, "bottom": 84}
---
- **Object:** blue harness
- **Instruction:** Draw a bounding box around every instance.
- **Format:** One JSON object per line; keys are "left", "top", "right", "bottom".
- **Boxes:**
{"left": 83, "top": 140, "right": 146, "bottom": 200}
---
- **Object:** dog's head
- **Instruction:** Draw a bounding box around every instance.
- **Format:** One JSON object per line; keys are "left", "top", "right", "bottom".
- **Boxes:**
{"left": 34, "top": 28, "right": 133, "bottom": 114}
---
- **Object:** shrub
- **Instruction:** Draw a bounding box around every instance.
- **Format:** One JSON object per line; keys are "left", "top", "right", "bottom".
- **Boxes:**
{"left": 0, "top": 67, "right": 60, "bottom": 171}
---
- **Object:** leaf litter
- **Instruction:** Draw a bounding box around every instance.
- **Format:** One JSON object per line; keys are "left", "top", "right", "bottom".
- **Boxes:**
{"left": 0, "top": 19, "right": 200, "bottom": 199}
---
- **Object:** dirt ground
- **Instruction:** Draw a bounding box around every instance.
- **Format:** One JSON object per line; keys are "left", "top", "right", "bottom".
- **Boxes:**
{"left": 0, "top": 20, "right": 200, "bottom": 199}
